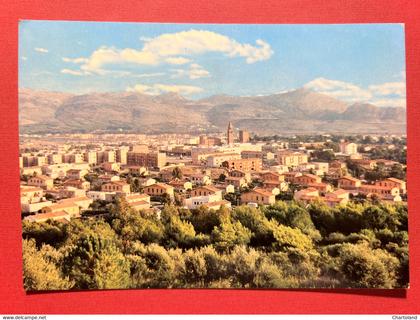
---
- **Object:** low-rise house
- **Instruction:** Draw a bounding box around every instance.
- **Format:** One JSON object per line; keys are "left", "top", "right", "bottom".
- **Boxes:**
{"left": 58, "top": 187, "right": 86, "bottom": 199}
{"left": 225, "top": 176, "right": 247, "bottom": 189}
{"left": 127, "top": 166, "right": 148, "bottom": 176}
{"left": 240, "top": 188, "right": 275, "bottom": 205}
{"left": 20, "top": 186, "right": 44, "bottom": 204}
{"left": 20, "top": 166, "right": 43, "bottom": 177}
{"left": 27, "top": 175, "right": 54, "bottom": 190}
{"left": 324, "top": 189, "right": 350, "bottom": 206}
{"left": 22, "top": 200, "right": 53, "bottom": 214}
{"left": 338, "top": 176, "right": 362, "bottom": 190}
{"left": 168, "top": 179, "right": 192, "bottom": 193}
{"left": 269, "top": 164, "right": 290, "bottom": 174}
{"left": 191, "top": 185, "right": 222, "bottom": 198}
{"left": 41, "top": 163, "right": 70, "bottom": 179}
{"left": 101, "top": 181, "right": 131, "bottom": 194}
{"left": 359, "top": 184, "right": 401, "bottom": 201}
{"left": 307, "top": 182, "right": 333, "bottom": 193}
{"left": 138, "top": 177, "right": 156, "bottom": 187}
{"left": 102, "top": 162, "right": 121, "bottom": 172}
{"left": 184, "top": 185, "right": 223, "bottom": 209}
{"left": 58, "top": 196, "right": 93, "bottom": 210}
{"left": 283, "top": 171, "right": 302, "bottom": 183}
{"left": 125, "top": 193, "right": 151, "bottom": 211}
{"left": 63, "top": 179, "right": 91, "bottom": 190}
{"left": 190, "top": 173, "right": 212, "bottom": 185}
{"left": 225, "top": 184, "right": 235, "bottom": 194}
{"left": 40, "top": 202, "right": 80, "bottom": 217}
{"left": 202, "top": 200, "right": 232, "bottom": 210}
{"left": 97, "top": 174, "right": 120, "bottom": 184}
{"left": 86, "top": 191, "right": 116, "bottom": 202}
{"left": 260, "top": 171, "right": 285, "bottom": 189}
{"left": 229, "top": 169, "right": 251, "bottom": 182}
{"left": 294, "top": 173, "right": 322, "bottom": 186}
{"left": 144, "top": 183, "right": 174, "bottom": 198}
{"left": 66, "top": 169, "right": 89, "bottom": 180}
{"left": 375, "top": 177, "right": 406, "bottom": 195}
{"left": 294, "top": 187, "right": 320, "bottom": 204}
{"left": 24, "top": 211, "right": 71, "bottom": 223}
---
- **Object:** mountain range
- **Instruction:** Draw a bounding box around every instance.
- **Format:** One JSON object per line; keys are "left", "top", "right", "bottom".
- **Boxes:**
{"left": 18, "top": 88, "right": 406, "bottom": 135}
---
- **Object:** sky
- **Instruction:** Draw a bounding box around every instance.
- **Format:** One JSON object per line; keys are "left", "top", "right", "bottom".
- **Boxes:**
{"left": 19, "top": 21, "right": 406, "bottom": 107}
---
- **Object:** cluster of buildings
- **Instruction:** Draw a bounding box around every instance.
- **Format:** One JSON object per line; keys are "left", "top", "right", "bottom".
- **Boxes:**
{"left": 20, "top": 124, "right": 406, "bottom": 223}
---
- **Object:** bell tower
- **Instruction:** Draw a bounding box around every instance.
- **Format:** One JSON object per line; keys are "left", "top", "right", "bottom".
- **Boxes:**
{"left": 227, "top": 121, "right": 234, "bottom": 145}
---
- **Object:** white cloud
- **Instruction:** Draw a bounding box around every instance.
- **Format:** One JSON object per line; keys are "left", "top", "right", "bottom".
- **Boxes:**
{"left": 368, "top": 82, "right": 406, "bottom": 97}
{"left": 126, "top": 83, "right": 203, "bottom": 96}
{"left": 141, "top": 29, "right": 273, "bottom": 64}
{"left": 369, "top": 98, "right": 406, "bottom": 108}
{"left": 79, "top": 46, "right": 159, "bottom": 75}
{"left": 62, "top": 57, "right": 89, "bottom": 64}
{"left": 171, "top": 63, "right": 210, "bottom": 80}
{"left": 34, "top": 47, "right": 48, "bottom": 53}
{"left": 304, "top": 77, "right": 372, "bottom": 102}
{"left": 165, "top": 57, "right": 191, "bottom": 65}
{"left": 61, "top": 69, "right": 86, "bottom": 76}
{"left": 304, "top": 77, "right": 406, "bottom": 108}
{"left": 131, "top": 72, "right": 166, "bottom": 78}
{"left": 76, "top": 29, "right": 272, "bottom": 75}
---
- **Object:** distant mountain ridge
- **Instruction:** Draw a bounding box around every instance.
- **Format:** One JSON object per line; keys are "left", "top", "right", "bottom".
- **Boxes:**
{"left": 19, "top": 88, "right": 406, "bottom": 135}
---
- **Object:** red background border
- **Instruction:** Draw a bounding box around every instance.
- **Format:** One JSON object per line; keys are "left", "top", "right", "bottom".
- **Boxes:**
{"left": 1, "top": 0, "right": 419, "bottom": 314}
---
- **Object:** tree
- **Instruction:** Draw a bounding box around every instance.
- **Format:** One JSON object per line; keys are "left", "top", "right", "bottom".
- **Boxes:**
{"left": 272, "top": 225, "right": 314, "bottom": 252}
{"left": 181, "top": 249, "right": 207, "bottom": 286}
{"left": 110, "top": 197, "right": 164, "bottom": 244}
{"left": 164, "top": 215, "right": 197, "bottom": 248}
{"left": 211, "top": 220, "right": 252, "bottom": 252}
{"left": 231, "top": 206, "right": 277, "bottom": 247}
{"left": 338, "top": 243, "right": 399, "bottom": 288}
{"left": 226, "top": 246, "right": 261, "bottom": 287}
{"left": 172, "top": 167, "right": 183, "bottom": 180}
{"left": 137, "top": 243, "right": 176, "bottom": 288}
{"left": 218, "top": 173, "right": 226, "bottom": 182}
{"left": 22, "top": 220, "right": 67, "bottom": 248}
{"left": 63, "top": 235, "right": 130, "bottom": 289}
{"left": 23, "top": 239, "right": 73, "bottom": 291}
{"left": 311, "top": 150, "right": 335, "bottom": 162}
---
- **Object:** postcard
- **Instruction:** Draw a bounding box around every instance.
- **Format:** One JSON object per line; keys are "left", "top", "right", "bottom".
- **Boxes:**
{"left": 19, "top": 21, "right": 407, "bottom": 290}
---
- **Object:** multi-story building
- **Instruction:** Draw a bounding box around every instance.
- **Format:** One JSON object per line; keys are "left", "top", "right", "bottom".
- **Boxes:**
{"left": 199, "top": 135, "right": 222, "bottom": 146}
{"left": 127, "top": 151, "right": 166, "bottom": 169}
{"left": 84, "top": 151, "right": 97, "bottom": 165}
{"left": 221, "top": 158, "right": 262, "bottom": 172}
{"left": 238, "top": 130, "right": 250, "bottom": 143}
{"left": 116, "top": 147, "right": 129, "bottom": 165}
{"left": 206, "top": 153, "right": 242, "bottom": 167}
{"left": 97, "top": 150, "right": 116, "bottom": 164}
{"left": 277, "top": 151, "right": 308, "bottom": 167}
{"left": 339, "top": 141, "right": 358, "bottom": 155}
{"left": 48, "top": 154, "right": 63, "bottom": 165}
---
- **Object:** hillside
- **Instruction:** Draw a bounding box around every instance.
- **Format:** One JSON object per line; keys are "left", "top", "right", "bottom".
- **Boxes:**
{"left": 18, "top": 88, "right": 406, "bottom": 135}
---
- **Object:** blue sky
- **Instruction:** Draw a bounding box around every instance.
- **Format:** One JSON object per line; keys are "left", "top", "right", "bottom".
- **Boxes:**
{"left": 19, "top": 21, "right": 406, "bottom": 107}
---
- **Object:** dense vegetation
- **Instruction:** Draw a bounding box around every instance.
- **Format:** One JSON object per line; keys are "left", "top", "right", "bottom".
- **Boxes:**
{"left": 22, "top": 197, "right": 408, "bottom": 291}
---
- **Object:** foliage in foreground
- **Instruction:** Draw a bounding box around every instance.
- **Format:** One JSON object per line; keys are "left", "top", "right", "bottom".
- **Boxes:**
{"left": 22, "top": 198, "right": 408, "bottom": 290}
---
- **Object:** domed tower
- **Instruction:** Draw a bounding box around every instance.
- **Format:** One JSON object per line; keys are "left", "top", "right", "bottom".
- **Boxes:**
{"left": 227, "top": 121, "right": 234, "bottom": 145}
